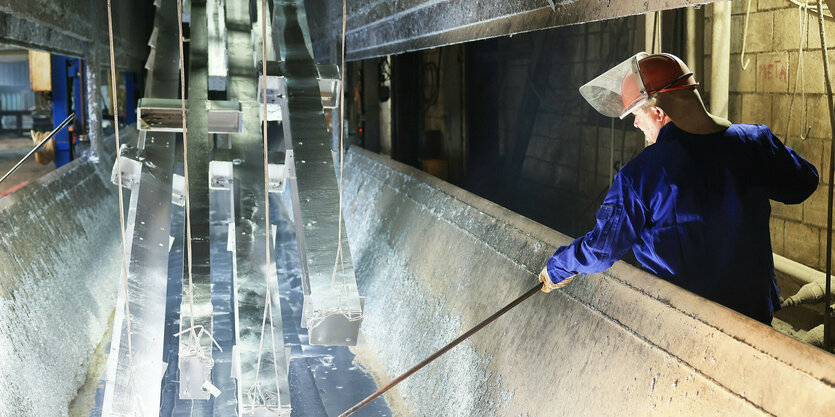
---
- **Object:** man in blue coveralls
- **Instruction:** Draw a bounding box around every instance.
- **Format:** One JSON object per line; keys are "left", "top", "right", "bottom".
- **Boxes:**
{"left": 538, "top": 52, "right": 819, "bottom": 324}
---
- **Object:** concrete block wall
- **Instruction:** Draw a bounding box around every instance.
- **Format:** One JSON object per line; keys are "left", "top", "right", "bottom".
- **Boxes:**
{"left": 469, "top": 19, "right": 646, "bottom": 237}
{"left": 723, "top": 0, "right": 834, "bottom": 271}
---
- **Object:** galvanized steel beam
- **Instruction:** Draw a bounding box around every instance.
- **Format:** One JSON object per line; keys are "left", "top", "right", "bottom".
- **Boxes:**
{"left": 226, "top": 0, "right": 291, "bottom": 413}
{"left": 208, "top": 0, "right": 228, "bottom": 93}
{"left": 100, "top": 0, "right": 179, "bottom": 414}
{"left": 306, "top": 0, "right": 725, "bottom": 62}
{"left": 177, "top": 0, "right": 216, "bottom": 399}
{"left": 272, "top": 0, "right": 363, "bottom": 346}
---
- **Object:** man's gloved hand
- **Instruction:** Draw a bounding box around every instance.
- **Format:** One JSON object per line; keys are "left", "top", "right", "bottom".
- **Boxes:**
{"left": 539, "top": 267, "right": 576, "bottom": 293}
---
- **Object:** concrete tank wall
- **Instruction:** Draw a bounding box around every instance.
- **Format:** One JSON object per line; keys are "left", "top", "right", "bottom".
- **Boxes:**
{"left": 0, "top": 136, "right": 124, "bottom": 416}
{"left": 342, "top": 146, "right": 835, "bottom": 416}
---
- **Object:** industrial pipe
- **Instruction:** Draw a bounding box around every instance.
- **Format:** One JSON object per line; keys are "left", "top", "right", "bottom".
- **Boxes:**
{"left": 710, "top": 2, "right": 730, "bottom": 118}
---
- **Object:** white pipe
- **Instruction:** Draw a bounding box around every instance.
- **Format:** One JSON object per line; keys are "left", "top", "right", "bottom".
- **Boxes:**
{"left": 774, "top": 253, "right": 825, "bottom": 285}
{"left": 710, "top": 1, "right": 731, "bottom": 118}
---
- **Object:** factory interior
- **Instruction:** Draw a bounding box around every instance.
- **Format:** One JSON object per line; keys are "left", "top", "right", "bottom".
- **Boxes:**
{"left": 1, "top": 0, "right": 835, "bottom": 415}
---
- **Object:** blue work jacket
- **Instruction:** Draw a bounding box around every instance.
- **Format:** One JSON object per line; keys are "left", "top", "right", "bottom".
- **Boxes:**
{"left": 546, "top": 122, "right": 819, "bottom": 324}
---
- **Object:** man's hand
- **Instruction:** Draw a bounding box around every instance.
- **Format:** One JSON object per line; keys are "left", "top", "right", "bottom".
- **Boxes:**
{"left": 539, "top": 267, "right": 576, "bottom": 293}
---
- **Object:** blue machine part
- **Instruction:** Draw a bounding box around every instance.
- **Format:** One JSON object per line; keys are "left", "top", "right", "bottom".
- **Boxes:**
{"left": 123, "top": 71, "right": 137, "bottom": 125}
{"left": 50, "top": 55, "right": 85, "bottom": 168}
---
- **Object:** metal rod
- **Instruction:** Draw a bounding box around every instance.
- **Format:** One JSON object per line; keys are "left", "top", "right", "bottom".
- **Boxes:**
{"left": 338, "top": 283, "right": 542, "bottom": 417}
{"left": 0, "top": 112, "right": 75, "bottom": 186}
{"left": 816, "top": 0, "right": 834, "bottom": 352}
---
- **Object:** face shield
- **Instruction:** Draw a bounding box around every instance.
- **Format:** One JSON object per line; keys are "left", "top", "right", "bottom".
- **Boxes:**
{"left": 579, "top": 52, "right": 650, "bottom": 120}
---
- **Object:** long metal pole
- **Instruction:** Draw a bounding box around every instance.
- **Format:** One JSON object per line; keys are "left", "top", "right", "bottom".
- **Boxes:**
{"left": 338, "top": 283, "right": 542, "bottom": 417}
{"left": 816, "top": 0, "right": 834, "bottom": 352}
{"left": 0, "top": 112, "right": 75, "bottom": 186}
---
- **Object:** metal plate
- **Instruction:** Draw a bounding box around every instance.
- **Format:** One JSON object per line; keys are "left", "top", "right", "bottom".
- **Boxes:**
{"left": 226, "top": 0, "right": 291, "bottom": 412}
{"left": 100, "top": 0, "right": 180, "bottom": 413}
{"left": 178, "top": 0, "right": 215, "bottom": 400}
{"left": 273, "top": 0, "right": 363, "bottom": 346}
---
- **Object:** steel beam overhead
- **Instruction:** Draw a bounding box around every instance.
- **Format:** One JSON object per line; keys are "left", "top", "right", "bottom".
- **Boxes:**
{"left": 273, "top": 0, "right": 363, "bottom": 346}
{"left": 226, "top": 0, "right": 291, "bottom": 413}
{"left": 177, "top": 0, "right": 216, "bottom": 400}
{"left": 100, "top": 0, "right": 179, "bottom": 414}
{"left": 306, "top": 0, "right": 723, "bottom": 62}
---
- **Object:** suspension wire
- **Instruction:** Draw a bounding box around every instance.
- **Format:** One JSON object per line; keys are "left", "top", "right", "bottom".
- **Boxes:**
{"left": 740, "top": 0, "right": 753, "bottom": 70}
{"left": 175, "top": 0, "right": 200, "bottom": 351}
{"left": 787, "top": 2, "right": 812, "bottom": 141}
{"left": 322, "top": 0, "right": 362, "bottom": 324}
{"left": 106, "top": 0, "right": 137, "bottom": 398}
{"left": 252, "top": 0, "right": 283, "bottom": 404}
{"left": 816, "top": 0, "right": 835, "bottom": 353}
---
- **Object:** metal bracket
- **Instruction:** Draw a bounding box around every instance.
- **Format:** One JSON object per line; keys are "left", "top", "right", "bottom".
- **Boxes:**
{"left": 171, "top": 173, "right": 185, "bottom": 207}
{"left": 269, "top": 151, "right": 288, "bottom": 193}
{"left": 209, "top": 160, "right": 234, "bottom": 190}
{"left": 178, "top": 353, "right": 211, "bottom": 400}
{"left": 138, "top": 98, "right": 243, "bottom": 133}
{"left": 110, "top": 144, "right": 143, "bottom": 190}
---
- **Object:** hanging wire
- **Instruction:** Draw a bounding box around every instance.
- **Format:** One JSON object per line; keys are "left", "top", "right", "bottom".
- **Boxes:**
{"left": 790, "top": 0, "right": 833, "bottom": 18}
{"left": 787, "top": 1, "right": 813, "bottom": 141}
{"left": 740, "top": 0, "right": 753, "bottom": 70}
{"left": 105, "top": 0, "right": 138, "bottom": 399}
{"left": 317, "top": 0, "right": 363, "bottom": 327}
{"left": 173, "top": 0, "right": 207, "bottom": 361}
{"left": 251, "top": 0, "right": 283, "bottom": 405}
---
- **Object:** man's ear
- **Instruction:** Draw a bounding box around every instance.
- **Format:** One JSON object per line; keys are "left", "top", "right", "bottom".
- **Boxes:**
{"left": 651, "top": 106, "right": 666, "bottom": 122}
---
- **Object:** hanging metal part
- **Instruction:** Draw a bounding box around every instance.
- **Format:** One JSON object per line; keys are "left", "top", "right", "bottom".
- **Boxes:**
{"left": 226, "top": 0, "right": 291, "bottom": 412}
{"left": 100, "top": 1, "right": 180, "bottom": 414}
{"left": 0, "top": 112, "right": 74, "bottom": 187}
{"left": 208, "top": 0, "right": 229, "bottom": 93}
{"left": 102, "top": 92, "right": 173, "bottom": 417}
{"left": 271, "top": 0, "right": 363, "bottom": 346}
{"left": 178, "top": 0, "right": 216, "bottom": 399}
{"left": 338, "top": 284, "right": 542, "bottom": 417}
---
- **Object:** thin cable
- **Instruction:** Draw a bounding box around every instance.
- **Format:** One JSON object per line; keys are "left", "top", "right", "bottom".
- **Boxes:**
{"left": 106, "top": 0, "right": 136, "bottom": 396}
{"left": 324, "top": 0, "right": 361, "bottom": 321}
{"left": 815, "top": 0, "right": 834, "bottom": 352}
{"left": 740, "top": 0, "right": 752, "bottom": 70}
{"left": 252, "top": 0, "right": 282, "bottom": 404}
{"left": 176, "top": 0, "right": 199, "bottom": 349}
{"left": 787, "top": 2, "right": 813, "bottom": 141}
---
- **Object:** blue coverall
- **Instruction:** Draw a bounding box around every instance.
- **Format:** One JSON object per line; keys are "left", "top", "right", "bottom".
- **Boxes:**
{"left": 546, "top": 122, "right": 819, "bottom": 324}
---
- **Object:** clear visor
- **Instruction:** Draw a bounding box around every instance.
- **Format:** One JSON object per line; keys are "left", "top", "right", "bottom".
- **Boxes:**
{"left": 579, "top": 52, "right": 649, "bottom": 119}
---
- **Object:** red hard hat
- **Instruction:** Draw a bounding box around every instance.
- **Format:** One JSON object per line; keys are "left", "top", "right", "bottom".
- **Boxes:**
{"left": 621, "top": 53, "right": 699, "bottom": 113}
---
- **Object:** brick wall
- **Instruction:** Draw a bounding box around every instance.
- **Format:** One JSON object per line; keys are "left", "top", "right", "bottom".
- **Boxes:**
{"left": 718, "top": 0, "right": 834, "bottom": 271}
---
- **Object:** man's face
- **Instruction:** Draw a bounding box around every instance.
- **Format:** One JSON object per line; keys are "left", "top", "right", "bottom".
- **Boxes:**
{"left": 632, "top": 106, "right": 666, "bottom": 144}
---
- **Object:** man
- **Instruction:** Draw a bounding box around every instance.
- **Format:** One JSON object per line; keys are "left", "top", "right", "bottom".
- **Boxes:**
{"left": 538, "top": 52, "right": 819, "bottom": 324}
